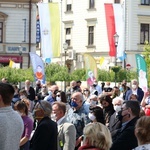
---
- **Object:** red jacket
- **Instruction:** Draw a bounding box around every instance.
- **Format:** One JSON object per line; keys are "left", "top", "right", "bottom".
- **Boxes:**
{"left": 78, "top": 145, "right": 102, "bottom": 150}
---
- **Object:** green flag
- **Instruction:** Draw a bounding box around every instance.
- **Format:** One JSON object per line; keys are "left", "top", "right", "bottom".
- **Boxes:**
{"left": 135, "top": 54, "right": 147, "bottom": 92}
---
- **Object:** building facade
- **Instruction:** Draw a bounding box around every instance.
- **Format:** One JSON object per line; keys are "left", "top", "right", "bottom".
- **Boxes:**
{"left": 0, "top": 0, "right": 38, "bottom": 68}
{"left": 40, "top": 0, "right": 150, "bottom": 71}
{"left": 125, "top": 0, "right": 150, "bottom": 69}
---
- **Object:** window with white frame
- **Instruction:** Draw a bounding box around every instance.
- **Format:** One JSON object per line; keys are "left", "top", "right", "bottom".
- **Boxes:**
{"left": 65, "top": 28, "right": 71, "bottom": 46}
{"left": 88, "top": 26, "right": 94, "bottom": 45}
{"left": 0, "top": 22, "right": 3, "bottom": 43}
{"left": 140, "top": 23, "right": 149, "bottom": 44}
{"left": 89, "top": 0, "right": 95, "bottom": 9}
{"left": 141, "top": 0, "right": 150, "bottom": 5}
{"left": 114, "top": 0, "right": 120, "bottom": 3}
{"left": 66, "top": 0, "right": 72, "bottom": 11}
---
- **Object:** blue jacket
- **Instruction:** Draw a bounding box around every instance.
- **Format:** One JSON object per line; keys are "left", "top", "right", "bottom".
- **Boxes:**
{"left": 125, "top": 87, "right": 144, "bottom": 102}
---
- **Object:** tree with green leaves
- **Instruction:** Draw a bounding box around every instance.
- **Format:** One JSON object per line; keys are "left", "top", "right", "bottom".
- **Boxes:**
{"left": 142, "top": 41, "right": 150, "bottom": 87}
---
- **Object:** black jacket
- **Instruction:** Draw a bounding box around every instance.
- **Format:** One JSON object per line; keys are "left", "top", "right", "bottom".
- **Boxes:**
{"left": 110, "top": 117, "right": 139, "bottom": 150}
{"left": 30, "top": 117, "right": 58, "bottom": 150}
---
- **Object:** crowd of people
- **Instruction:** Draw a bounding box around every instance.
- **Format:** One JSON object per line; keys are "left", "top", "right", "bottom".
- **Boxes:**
{"left": 0, "top": 77, "right": 150, "bottom": 150}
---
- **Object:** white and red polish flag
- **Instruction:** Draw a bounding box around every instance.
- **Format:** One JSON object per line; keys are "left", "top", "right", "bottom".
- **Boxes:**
{"left": 104, "top": 3, "right": 125, "bottom": 60}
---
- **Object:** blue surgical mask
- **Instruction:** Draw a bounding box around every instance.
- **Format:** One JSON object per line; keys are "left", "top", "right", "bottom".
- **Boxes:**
{"left": 119, "top": 87, "right": 123, "bottom": 92}
{"left": 71, "top": 101, "right": 78, "bottom": 107}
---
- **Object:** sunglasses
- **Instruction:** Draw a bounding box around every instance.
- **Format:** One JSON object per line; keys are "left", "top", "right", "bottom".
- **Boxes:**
{"left": 56, "top": 95, "right": 60, "bottom": 97}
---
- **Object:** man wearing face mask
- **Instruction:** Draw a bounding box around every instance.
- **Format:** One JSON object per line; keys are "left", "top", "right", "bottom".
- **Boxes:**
{"left": 52, "top": 102, "right": 76, "bottom": 150}
{"left": 90, "top": 79, "right": 102, "bottom": 95}
{"left": 89, "top": 94, "right": 98, "bottom": 107}
{"left": 44, "top": 85, "right": 59, "bottom": 104}
{"left": 30, "top": 101, "right": 57, "bottom": 150}
{"left": 108, "top": 97, "right": 124, "bottom": 135}
{"left": 125, "top": 79, "right": 144, "bottom": 102}
{"left": 66, "top": 92, "right": 90, "bottom": 150}
{"left": 34, "top": 80, "right": 42, "bottom": 96}
{"left": 110, "top": 100, "right": 140, "bottom": 150}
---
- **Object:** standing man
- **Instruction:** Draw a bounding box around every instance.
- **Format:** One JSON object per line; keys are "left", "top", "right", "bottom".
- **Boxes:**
{"left": 0, "top": 83, "right": 24, "bottom": 150}
{"left": 30, "top": 101, "right": 57, "bottom": 150}
{"left": 108, "top": 97, "right": 124, "bottom": 135}
{"left": 125, "top": 79, "right": 144, "bottom": 102}
{"left": 90, "top": 79, "right": 102, "bottom": 95}
{"left": 52, "top": 101, "right": 76, "bottom": 150}
{"left": 24, "top": 80, "right": 35, "bottom": 101}
{"left": 67, "top": 92, "right": 90, "bottom": 149}
{"left": 110, "top": 100, "right": 140, "bottom": 150}
{"left": 44, "top": 85, "right": 59, "bottom": 104}
{"left": 1, "top": 78, "right": 8, "bottom": 83}
{"left": 103, "top": 82, "right": 113, "bottom": 92}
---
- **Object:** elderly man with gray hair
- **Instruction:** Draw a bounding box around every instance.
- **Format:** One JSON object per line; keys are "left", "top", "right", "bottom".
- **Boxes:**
{"left": 108, "top": 97, "right": 124, "bottom": 135}
{"left": 30, "top": 101, "right": 57, "bottom": 150}
{"left": 125, "top": 79, "right": 144, "bottom": 102}
{"left": 67, "top": 92, "right": 90, "bottom": 150}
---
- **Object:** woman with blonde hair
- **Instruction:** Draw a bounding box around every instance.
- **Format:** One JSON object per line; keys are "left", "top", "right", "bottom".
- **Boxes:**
{"left": 78, "top": 122, "right": 112, "bottom": 150}
{"left": 133, "top": 116, "right": 150, "bottom": 150}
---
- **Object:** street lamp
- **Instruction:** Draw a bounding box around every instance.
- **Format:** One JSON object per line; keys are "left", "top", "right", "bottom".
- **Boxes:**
{"left": 113, "top": 32, "right": 119, "bottom": 66}
{"left": 63, "top": 42, "right": 68, "bottom": 92}
{"left": 18, "top": 45, "right": 22, "bottom": 69}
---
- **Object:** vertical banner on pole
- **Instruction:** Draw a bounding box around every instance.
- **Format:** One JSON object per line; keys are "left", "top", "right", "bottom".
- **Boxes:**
{"left": 84, "top": 54, "right": 97, "bottom": 86}
{"left": 135, "top": 54, "right": 147, "bottom": 92}
{"left": 29, "top": 52, "right": 45, "bottom": 84}
{"left": 38, "top": 2, "right": 61, "bottom": 63}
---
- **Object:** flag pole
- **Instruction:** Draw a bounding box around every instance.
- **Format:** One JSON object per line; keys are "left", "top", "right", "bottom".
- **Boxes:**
{"left": 60, "top": 0, "right": 63, "bottom": 90}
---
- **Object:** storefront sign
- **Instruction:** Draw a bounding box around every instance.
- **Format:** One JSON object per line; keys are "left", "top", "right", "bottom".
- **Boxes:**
{"left": 7, "top": 46, "right": 27, "bottom": 52}
{"left": 0, "top": 55, "right": 22, "bottom": 63}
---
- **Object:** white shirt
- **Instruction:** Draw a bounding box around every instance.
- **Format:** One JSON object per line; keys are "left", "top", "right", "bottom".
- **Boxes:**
{"left": 132, "top": 89, "right": 138, "bottom": 95}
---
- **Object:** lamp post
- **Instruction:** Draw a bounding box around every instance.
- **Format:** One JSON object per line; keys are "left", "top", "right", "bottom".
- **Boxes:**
{"left": 113, "top": 32, "right": 119, "bottom": 66}
{"left": 113, "top": 32, "right": 119, "bottom": 86}
{"left": 18, "top": 46, "right": 22, "bottom": 69}
{"left": 63, "top": 42, "right": 68, "bottom": 92}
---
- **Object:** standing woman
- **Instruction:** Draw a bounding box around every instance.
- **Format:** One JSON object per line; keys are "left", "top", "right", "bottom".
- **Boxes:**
{"left": 56, "top": 90, "right": 71, "bottom": 113}
{"left": 99, "top": 95, "right": 115, "bottom": 127}
{"left": 82, "top": 88, "right": 91, "bottom": 103}
{"left": 78, "top": 122, "right": 112, "bottom": 150}
{"left": 14, "top": 101, "right": 33, "bottom": 150}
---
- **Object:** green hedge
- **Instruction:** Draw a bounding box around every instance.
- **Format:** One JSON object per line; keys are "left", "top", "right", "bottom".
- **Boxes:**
{"left": 0, "top": 63, "right": 138, "bottom": 84}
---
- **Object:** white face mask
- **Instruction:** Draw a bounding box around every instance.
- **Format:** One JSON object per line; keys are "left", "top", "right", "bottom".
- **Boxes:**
{"left": 88, "top": 113, "right": 96, "bottom": 121}
{"left": 90, "top": 100, "right": 97, "bottom": 107}
{"left": 51, "top": 113, "right": 56, "bottom": 121}
{"left": 20, "top": 95, "right": 26, "bottom": 99}
{"left": 132, "top": 84, "right": 137, "bottom": 90}
{"left": 114, "top": 105, "right": 122, "bottom": 113}
{"left": 56, "top": 96, "right": 61, "bottom": 102}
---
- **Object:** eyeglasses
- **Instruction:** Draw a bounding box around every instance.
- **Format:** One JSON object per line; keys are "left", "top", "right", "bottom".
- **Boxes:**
{"left": 56, "top": 95, "right": 60, "bottom": 97}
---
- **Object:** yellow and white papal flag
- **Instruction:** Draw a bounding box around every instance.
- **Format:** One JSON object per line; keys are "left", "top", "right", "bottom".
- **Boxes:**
{"left": 9, "top": 60, "right": 16, "bottom": 68}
